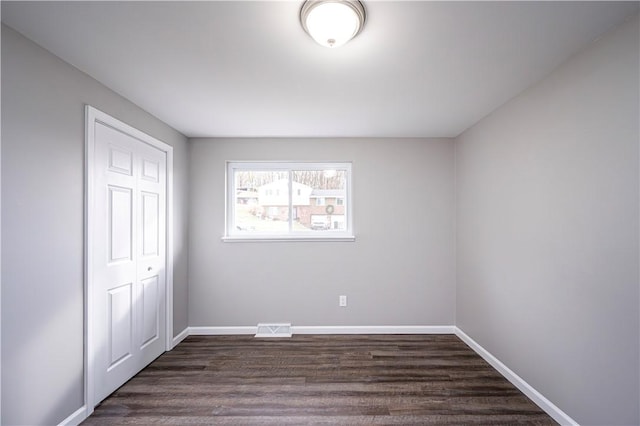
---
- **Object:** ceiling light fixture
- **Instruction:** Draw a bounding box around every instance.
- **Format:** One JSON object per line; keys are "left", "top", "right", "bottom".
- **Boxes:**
{"left": 300, "top": 0, "right": 366, "bottom": 48}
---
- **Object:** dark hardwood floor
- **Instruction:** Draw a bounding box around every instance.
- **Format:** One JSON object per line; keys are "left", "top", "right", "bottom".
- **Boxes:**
{"left": 82, "top": 334, "right": 556, "bottom": 425}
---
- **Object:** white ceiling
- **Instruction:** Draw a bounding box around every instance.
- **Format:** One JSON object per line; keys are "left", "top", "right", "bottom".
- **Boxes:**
{"left": 2, "top": 1, "right": 638, "bottom": 138}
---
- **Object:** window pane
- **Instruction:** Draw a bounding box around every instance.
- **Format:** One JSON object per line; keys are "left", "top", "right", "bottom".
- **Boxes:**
{"left": 234, "top": 171, "right": 289, "bottom": 232}
{"left": 226, "top": 162, "right": 352, "bottom": 240}
{"left": 291, "top": 170, "right": 347, "bottom": 232}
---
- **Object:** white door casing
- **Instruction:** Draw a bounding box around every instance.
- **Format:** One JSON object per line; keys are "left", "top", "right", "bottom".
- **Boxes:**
{"left": 85, "top": 106, "right": 174, "bottom": 414}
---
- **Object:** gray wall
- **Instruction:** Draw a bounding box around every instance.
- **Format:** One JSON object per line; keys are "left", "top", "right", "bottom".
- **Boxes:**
{"left": 455, "top": 15, "right": 639, "bottom": 425}
{"left": 1, "top": 25, "right": 189, "bottom": 425}
{"left": 188, "top": 138, "right": 455, "bottom": 327}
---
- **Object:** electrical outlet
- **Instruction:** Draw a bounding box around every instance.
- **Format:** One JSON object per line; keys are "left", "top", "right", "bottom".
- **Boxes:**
{"left": 339, "top": 295, "right": 347, "bottom": 307}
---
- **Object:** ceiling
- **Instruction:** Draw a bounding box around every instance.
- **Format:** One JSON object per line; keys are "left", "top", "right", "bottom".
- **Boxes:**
{"left": 2, "top": 1, "right": 638, "bottom": 138}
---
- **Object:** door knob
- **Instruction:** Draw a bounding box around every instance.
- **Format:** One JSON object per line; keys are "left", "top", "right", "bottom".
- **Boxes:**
{"left": 147, "top": 266, "right": 152, "bottom": 271}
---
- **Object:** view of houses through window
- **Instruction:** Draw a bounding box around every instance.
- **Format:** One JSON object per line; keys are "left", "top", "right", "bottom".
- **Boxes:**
{"left": 228, "top": 162, "right": 351, "bottom": 237}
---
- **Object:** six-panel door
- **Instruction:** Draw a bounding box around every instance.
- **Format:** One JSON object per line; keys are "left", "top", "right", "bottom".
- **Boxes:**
{"left": 93, "top": 122, "right": 167, "bottom": 404}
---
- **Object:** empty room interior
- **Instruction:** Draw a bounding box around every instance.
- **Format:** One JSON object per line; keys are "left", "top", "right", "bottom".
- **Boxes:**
{"left": 1, "top": 1, "right": 639, "bottom": 425}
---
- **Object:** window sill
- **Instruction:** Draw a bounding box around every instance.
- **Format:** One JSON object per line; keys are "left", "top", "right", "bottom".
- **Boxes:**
{"left": 222, "top": 235, "right": 356, "bottom": 243}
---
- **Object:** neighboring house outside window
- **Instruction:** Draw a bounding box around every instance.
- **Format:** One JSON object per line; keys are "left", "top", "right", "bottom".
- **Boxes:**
{"left": 225, "top": 162, "right": 354, "bottom": 241}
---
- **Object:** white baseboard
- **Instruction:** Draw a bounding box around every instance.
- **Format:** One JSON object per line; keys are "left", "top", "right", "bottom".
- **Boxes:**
{"left": 454, "top": 327, "right": 578, "bottom": 426}
{"left": 172, "top": 327, "right": 190, "bottom": 347}
{"left": 292, "top": 325, "right": 455, "bottom": 334}
{"left": 189, "top": 326, "right": 258, "bottom": 335}
{"left": 57, "top": 405, "right": 86, "bottom": 426}
{"left": 187, "top": 325, "right": 455, "bottom": 336}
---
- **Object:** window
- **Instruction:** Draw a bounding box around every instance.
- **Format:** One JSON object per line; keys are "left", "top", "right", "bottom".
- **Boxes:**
{"left": 225, "top": 162, "right": 354, "bottom": 241}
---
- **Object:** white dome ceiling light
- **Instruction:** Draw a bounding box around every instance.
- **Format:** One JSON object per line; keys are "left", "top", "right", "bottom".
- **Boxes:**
{"left": 300, "top": 0, "right": 366, "bottom": 48}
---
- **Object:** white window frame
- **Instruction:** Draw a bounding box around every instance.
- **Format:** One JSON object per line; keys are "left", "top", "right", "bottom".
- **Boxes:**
{"left": 224, "top": 161, "right": 354, "bottom": 242}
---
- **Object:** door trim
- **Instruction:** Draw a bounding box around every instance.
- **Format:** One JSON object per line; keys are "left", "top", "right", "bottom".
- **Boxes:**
{"left": 84, "top": 105, "right": 174, "bottom": 416}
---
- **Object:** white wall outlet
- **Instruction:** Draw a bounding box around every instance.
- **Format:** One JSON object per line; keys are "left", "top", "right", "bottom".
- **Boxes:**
{"left": 339, "top": 295, "right": 347, "bottom": 307}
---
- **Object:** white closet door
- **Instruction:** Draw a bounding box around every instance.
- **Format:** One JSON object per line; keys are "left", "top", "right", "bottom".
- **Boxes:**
{"left": 92, "top": 121, "right": 166, "bottom": 404}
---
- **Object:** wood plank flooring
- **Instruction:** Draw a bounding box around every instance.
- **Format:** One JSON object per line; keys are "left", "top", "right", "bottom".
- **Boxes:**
{"left": 82, "top": 334, "right": 556, "bottom": 425}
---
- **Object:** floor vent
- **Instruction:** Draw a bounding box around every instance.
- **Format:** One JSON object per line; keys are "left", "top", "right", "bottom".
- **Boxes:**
{"left": 255, "top": 323, "right": 292, "bottom": 338}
